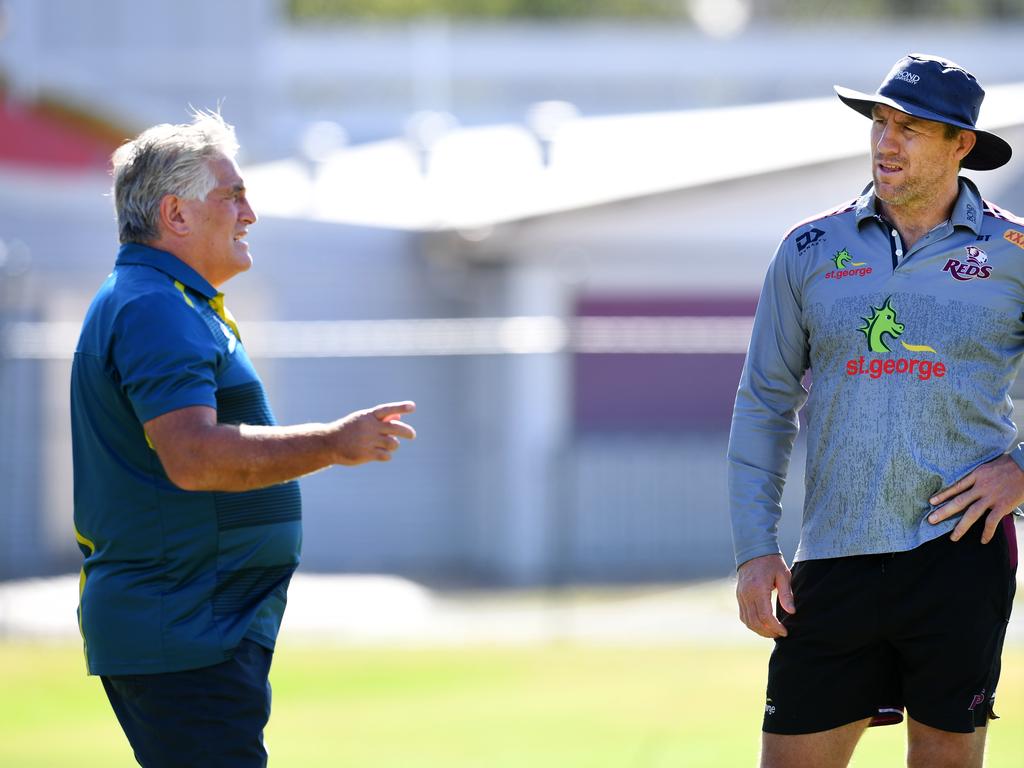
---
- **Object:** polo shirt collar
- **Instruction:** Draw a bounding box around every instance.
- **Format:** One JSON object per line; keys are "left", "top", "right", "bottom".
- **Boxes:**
{"left": 854, "top": 176, "right": 983, "bottom": 235}
{"left": 115, "top": 243, "right": 218, "bottom": 299}
{"left": 950, "top": 177, "right": 984, "bottom": 234}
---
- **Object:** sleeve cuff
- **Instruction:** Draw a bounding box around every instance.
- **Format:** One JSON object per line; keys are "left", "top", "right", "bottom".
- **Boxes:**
{"left": 735, "top": 546, "right": 783, "bottom": 571}
{"left": 1009, "top": 443, "right": 1024, "bottom": 474}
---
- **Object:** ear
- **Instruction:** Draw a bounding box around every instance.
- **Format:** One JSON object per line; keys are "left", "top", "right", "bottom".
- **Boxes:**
{"left": 158, "top": 194, "right": 191, "bottom": 237}
{"left": 955, "top": 130, "right": 977, "bottom": 164}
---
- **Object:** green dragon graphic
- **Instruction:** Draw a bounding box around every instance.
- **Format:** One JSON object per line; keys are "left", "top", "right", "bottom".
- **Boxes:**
{"left": 833, "top": 248, "right": 866, "bottom": 269}
{"left": 858, "top": 297, "right": 905, "bottom": 352}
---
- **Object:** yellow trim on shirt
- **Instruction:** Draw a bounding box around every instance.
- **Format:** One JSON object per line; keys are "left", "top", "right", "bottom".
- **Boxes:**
{"left": 173, "top": 279, "right": 241, "bottom": 342}
{"left": 208, "top": 293, "right": 241, "bottom": 341}
{"left": 173, "top": 280, "right": 195, "bottom": 308}
{"left": 74, "top": 525, "right": 96, "bottom": 673}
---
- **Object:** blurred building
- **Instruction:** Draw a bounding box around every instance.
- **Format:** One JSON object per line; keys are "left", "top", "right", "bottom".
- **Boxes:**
{"left": 5, "top": 0, "right": 1024, "bottom": 153}
{"left": 2, "top": 0, "right": 1024, "bottom": 585}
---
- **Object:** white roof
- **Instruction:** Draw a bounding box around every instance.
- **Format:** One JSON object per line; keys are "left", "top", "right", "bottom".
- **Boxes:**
{"left": 245, "top": 84, "right": 1024, "bottom": 232}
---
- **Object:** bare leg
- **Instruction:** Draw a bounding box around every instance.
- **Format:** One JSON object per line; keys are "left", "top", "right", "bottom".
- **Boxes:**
{"left": 906, "top": 717, "right": 986, "bottom": 768}
{"left": 761, "top": 718, "right": 871, "bottom": 768}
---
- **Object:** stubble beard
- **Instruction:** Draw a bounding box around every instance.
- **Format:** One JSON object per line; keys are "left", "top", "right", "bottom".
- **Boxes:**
{"left": 872, "top": 160, "right": 950, "bottom": 216}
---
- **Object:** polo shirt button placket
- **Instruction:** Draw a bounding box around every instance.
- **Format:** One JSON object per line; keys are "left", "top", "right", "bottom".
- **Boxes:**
{"left": 891, "top": 228, "right": 906, "bottom": 269}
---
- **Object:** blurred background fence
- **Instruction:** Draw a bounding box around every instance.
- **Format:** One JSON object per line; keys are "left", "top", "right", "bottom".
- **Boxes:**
{"left": 2, "top": 0, "right": 1024, "bottom": 587}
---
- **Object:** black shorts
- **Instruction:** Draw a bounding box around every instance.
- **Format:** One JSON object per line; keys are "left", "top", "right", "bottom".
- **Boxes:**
{"left": 763, "top": 516, "right": 1018, "bottom": 735}
{"left": 101, "top": 639, "right": 273, "bottom": 768}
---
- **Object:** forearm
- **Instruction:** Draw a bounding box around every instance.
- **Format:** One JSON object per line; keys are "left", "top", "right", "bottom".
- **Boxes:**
{"left": 169, "top": 421, "right": 339, "bottom": 492}
{"left": 146, "top": 402, "right": 416, "bottom": 493}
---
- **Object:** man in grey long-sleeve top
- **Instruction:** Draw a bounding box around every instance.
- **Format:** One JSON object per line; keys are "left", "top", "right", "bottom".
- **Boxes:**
{"left": 728, "top": 53, "right": 1020, "bottom": 768}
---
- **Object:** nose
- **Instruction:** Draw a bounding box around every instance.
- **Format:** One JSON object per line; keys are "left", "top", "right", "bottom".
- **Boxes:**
{"left": 874, "top": 121, "right": 899, "bottom": 156}
{"left": 240, "top": 197, "right": 257, "bottom": 226}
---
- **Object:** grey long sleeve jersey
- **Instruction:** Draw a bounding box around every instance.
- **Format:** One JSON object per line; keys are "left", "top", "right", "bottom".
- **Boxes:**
{"left": 728, "top": 178, "right": 1024, "bottom": 568}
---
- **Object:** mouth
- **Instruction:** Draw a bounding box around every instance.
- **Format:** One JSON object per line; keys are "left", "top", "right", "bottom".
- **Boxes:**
{"left": 876, "top": 161, "right": 904, "bottom": 176}
{"left": 234, "top": 230, "right": 248, "bottom": 244}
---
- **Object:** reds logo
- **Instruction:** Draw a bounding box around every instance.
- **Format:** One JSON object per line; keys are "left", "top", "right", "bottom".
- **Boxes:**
{"left": 942, "top": 246, "right": 992, "bottom": 281}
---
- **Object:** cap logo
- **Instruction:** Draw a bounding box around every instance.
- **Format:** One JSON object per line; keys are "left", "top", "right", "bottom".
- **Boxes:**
{"left": 894, "top": 70, "right": 921, "bottom": 85}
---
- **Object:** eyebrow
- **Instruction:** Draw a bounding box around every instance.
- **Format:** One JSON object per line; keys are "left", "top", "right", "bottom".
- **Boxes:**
{"left": 871, "top": 106, "right": 935, "bottom": 131}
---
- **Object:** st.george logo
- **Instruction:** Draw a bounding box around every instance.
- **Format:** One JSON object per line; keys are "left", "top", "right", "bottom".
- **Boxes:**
{"left": 847, "top": 297, "right": 946, "bottom": 380}
{"left": 942, "top": 246, "right": 992, "bottom": 282}
{"left": 858, "top": 297, "right": 904, "bottom": 352}
{"left": 825, "top": 248, "right": 871, "bottom": 280}
{"left": 834, "top": 248, "right": 865, "bottom": 270}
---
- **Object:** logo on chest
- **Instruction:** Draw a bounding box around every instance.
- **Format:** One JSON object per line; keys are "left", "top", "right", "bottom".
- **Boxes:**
{"left": 824, "top": 248, "right": 871, "bottom": 280}
{"left": 845, "top": 297, "right": 946, "bottom": 381}
{"left": 942, "top": 246, "right": 992, "bottom": 282}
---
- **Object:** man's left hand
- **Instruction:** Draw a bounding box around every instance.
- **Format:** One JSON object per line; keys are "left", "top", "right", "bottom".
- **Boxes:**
{"left": 928, "top": 454, "right": 1024, "bottom": 543}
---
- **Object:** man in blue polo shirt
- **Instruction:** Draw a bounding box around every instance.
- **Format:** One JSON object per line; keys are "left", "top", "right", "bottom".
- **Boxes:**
{"left": 71, "top": 110, "right": 417, "bottom": 767}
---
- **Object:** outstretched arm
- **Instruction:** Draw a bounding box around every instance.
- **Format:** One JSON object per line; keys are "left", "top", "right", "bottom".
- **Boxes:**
{"left": 145, "top": 401, "right": 417, "bottom": 492}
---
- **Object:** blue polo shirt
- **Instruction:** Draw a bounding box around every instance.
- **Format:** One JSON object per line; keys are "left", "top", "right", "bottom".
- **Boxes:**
{"left": 71, "top": 243, "right": 302, "bottom": 676}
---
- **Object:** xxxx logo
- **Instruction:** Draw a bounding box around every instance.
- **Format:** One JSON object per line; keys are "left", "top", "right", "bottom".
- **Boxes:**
{"left": 825, "top": 248, "right": 872, "bottom": 280}
{"left": 847, "top": 297, "right": 947, "bottom": 380}
{"left": 1005, "top": 230, "right": 1024, "bottom": 250}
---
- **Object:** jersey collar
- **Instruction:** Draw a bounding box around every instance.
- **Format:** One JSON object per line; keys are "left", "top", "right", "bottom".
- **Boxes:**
{"left": 854, "top": 176, "right": 983, "bottom": 235}
{"left": 115, "top": 243, "right": 218, "bottom": 300}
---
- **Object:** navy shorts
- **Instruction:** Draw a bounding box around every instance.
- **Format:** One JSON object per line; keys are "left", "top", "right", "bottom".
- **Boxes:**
{"left": 101, "top": 639, "right": 273, "bottom": 768}
{"left": 763, "top": 517, "right": 1018, "bottom": 735}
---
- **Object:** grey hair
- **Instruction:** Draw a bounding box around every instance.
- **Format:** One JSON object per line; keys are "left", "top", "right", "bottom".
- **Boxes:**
{"left": 112, "top": 109, "right": 239, "bottom": 244}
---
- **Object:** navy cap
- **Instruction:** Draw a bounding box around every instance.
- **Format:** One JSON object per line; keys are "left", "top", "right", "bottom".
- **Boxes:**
{"left": 834, "top": 53, "right": 1011, "bottom": 171}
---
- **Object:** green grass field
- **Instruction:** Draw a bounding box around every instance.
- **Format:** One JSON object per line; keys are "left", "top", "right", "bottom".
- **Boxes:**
{"left": 1, "top": 641, "right": 1021, "bottom": 767}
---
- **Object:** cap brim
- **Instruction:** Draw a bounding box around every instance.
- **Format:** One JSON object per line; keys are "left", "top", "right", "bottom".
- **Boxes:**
{"left": 833, "top": 85, "right": 1012, "bottom": 171}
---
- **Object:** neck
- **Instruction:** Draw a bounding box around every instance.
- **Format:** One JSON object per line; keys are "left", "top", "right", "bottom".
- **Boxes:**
{"left": 877, "top": 178, "right": 960, "bottom": 250}
{"left": 146, "top": 235, "right": 222, "bottom": 288}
